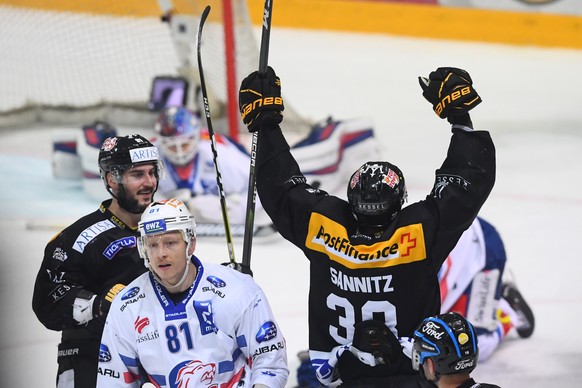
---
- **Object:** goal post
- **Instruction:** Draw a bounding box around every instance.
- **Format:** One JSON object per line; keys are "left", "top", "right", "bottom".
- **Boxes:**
{"left": 0, "top": 0, "right": 311, "bottom": 138}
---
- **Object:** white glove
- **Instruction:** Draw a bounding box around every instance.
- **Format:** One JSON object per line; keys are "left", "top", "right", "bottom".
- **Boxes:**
{"left": 399, "top": 336, "right": 414, "bottom": 359}
{"left": 160, "top": 188, "right": 192, "bottom": 203}
{"left": 187, "top": 194, "right": 245, "bottom": 224}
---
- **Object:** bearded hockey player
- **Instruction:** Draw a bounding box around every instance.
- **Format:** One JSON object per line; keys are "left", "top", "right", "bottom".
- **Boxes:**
{"left": 33, "top": 134, "right": 162, "bottom": 387}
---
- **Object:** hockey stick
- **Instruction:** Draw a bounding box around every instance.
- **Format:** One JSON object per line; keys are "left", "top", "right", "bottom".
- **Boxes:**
{"left": 241, "top": 0, "right": 275, "bottom": 270}
{"left": 138, "top": 361, "right": 156, "bottom": 387}
{"left": 196, "top": 5, "right": 236, "bottom": 265}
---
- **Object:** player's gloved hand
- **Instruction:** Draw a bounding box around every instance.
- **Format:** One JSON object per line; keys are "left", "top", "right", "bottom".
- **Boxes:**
{"left": 93, "top": 283, "right": 125, "bottom": 319}
{"left": 239, "top": 66, "right": 284, "bottom": 132}
{"left": 418, "top": 67, "right": 481, "bottom": 120}
{"left": 187, "top": 194, "right": 245, "bottom": 224}
{"left": 222, "top": 261, "right": 254, "bottom": 276}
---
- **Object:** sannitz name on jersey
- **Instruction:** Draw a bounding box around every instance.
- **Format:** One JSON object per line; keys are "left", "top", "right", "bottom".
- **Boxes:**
{"left": 330, "top": 268, "right": 394, "bottom": 293}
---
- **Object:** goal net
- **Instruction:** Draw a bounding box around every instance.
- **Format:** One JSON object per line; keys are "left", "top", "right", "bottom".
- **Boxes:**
{"left": 0, "top": 0, "right": 311, "bottom": 137}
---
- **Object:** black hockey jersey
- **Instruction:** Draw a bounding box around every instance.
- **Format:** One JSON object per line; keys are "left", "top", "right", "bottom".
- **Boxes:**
{"left": 32, "top": 199, "right": 147, "bottom": 342}
{"left": 255, "top": 126, "right": 495, "bottom": 383}
{"left": 458, "top": 378, "right": 501, "bottom": 388}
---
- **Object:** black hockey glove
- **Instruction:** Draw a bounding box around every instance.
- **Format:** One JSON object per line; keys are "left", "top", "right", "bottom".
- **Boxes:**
{"left": 239, "top": 66, "right": 284, "bottom": 132}
{"left": 93, "top": 283, "right": 125, "bottom": 319}
{"left": 418, "top": 67, "right": 481, "bottom": 120}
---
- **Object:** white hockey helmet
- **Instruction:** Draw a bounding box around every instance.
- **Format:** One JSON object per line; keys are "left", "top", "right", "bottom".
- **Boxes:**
{"left": 137, "top": 198, "right": 196, "bottom": 269}
{"left": 154, "top": 106, "right": 202, "bottom": 166}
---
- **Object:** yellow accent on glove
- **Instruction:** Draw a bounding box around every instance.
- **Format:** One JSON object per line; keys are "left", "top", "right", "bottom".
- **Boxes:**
{"left": 105, "top": 283, "right": 126, "bottom": 303}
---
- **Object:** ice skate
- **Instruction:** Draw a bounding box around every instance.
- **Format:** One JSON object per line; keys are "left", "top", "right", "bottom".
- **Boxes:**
{"left": 502, "top": 282, "right": 535, "bottom": 339}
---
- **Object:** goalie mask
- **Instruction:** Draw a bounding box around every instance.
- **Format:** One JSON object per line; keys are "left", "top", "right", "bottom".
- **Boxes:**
{"left": 98, "top": 134, "right": 162, "bottom": 213}
{"left": 154, "top": 106, "right": 202, "bottom": 166}
{"left": 138, "top": 199, "right": 196, "bottom": 289}
{"left": 347, "top": 161, "right": 407, "bottom": 228}
{"left": 412, "top": 312, "right": 479, "bottom": 381}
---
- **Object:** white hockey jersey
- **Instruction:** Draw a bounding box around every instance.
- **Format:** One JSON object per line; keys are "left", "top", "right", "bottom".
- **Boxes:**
{"left": 97, "top": 257, "right": 288, "bottom": 388}
{"left": 157, "top": 130, "right": 250, "bottom": 199}
{"left": 156, "top": 130, "right": 270, "bottom": 226}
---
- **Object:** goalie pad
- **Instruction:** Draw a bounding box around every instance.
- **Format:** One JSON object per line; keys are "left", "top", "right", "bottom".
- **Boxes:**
{"left": 51, "top": 128, "right": 82, "bottom": 180}
{"left": 77, "top": 123, "right": 117, "bottom": 201}
{"left": 291, "top": 116, "right": 382, "bottom": 200}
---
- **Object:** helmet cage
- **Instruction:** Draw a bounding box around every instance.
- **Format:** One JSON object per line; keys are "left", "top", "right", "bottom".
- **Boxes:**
{"left": 154, "top": 107, "right": 201, "bottom": 166}
{"left": 106, "top": 161, "right": 165, "bottom": 186}
{"left": 159, "top": 134, "right": 199, "bottom": 166}
{"left": 412, "top": 313, "right": 479, "bottom": 377}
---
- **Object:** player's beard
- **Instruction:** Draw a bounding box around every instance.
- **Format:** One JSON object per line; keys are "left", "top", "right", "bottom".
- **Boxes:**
{"left": 117, "top": 185, "right": 153, "bottom": 214}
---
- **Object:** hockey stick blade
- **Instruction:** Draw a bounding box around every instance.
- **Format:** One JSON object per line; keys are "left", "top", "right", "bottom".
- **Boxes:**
{"left": 196, "top": 5, "right": 237, "bottom": 265}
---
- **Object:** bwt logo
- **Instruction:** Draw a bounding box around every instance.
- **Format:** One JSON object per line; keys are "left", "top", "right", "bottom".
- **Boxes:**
{"left": 143, "top": 220, "right": 166, "bottom": 234}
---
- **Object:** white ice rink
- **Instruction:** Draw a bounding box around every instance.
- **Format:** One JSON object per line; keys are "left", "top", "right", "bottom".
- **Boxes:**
{"left": 1, "top": 27, "right": 582, "bottom": 387}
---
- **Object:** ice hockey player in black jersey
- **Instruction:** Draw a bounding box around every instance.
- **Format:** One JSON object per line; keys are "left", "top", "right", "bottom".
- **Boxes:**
{"left": 32, "top": 134, "right": 162, "bottom": 387}
{"left": 239, "top": 66, "right": 495, "bottom": 387}
{"left": 413, "top": 312, "right": 501, "bottom": 388}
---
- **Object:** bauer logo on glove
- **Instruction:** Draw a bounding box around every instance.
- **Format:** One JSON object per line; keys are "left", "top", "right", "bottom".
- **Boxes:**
{"left": 239, "top": 66, "right": 285, "bottom": 132}
{"left": 418, "top": 67, "right": 482, "bottom": 119}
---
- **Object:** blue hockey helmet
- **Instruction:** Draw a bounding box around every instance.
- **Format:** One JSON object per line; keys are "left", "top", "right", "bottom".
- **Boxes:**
{"left": 412, "top": 312, "right": 479, "bottom": 378}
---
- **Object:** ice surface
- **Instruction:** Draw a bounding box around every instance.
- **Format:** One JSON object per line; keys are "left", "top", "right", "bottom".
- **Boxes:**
{"left": 1, "top": 27, "right": 581, "bottom": 387}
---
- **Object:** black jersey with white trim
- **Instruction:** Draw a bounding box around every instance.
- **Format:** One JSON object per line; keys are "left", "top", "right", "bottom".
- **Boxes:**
{"left": 32, "top": 199, "right": 147, "bottom": 339}
{"left": 458, "top": 378, "right": 501, "bottom": 388}
{"left": 255, "top": 125, "right": 495, "bottom": 380}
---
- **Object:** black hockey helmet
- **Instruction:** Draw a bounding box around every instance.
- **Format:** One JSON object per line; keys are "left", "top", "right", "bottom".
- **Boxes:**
{"left": 98, "top": 134, "right": 159, "bottom": 176}
{"left": 347, "top": 161, "right": 407, "bottom": 227}
{"left": 412, "top": 312, "right": 479, "bottom": 379}
{"left": 98, "top": 134, "right": 162, "bottom": 191}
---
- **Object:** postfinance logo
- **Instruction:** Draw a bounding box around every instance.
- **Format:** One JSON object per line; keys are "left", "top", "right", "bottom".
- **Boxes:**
{"left": 305, "top": 213, "right": 427, "bottom": 269}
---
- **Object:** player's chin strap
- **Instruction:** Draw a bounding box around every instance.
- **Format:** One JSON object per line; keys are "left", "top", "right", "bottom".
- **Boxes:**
{"left": 148, "top": 256, "right": 194, "bottom": 290}
{"left": 147, "top": 241, "right": 193, "bottom": 291}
